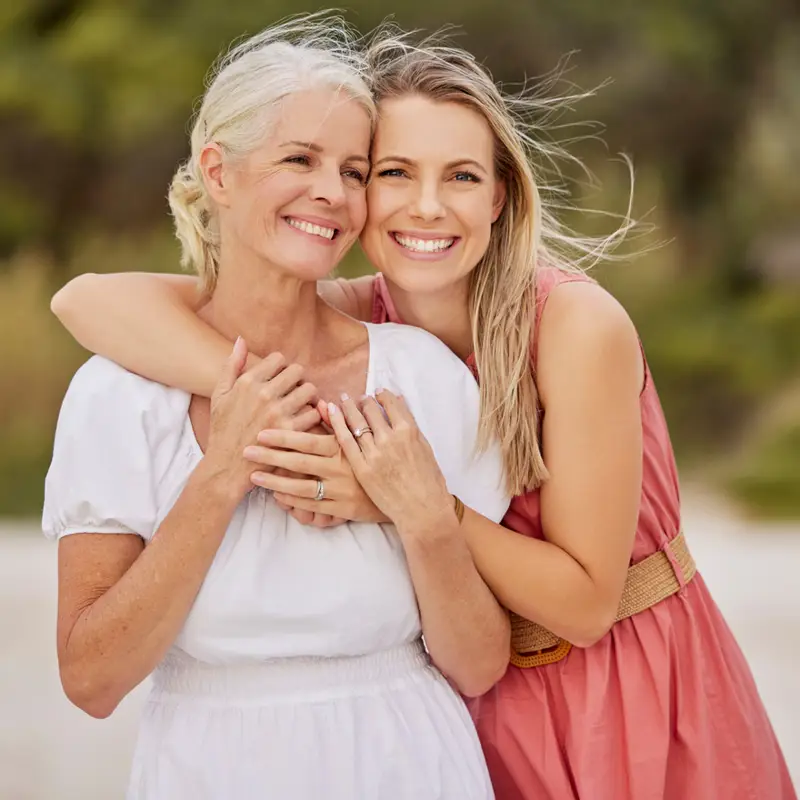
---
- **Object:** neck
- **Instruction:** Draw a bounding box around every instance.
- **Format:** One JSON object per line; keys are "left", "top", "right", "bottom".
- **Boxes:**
{"left": 201, "top": 250, "right": 325, "bottom": 364}
{"left": 386, "top": 276, "right": 474, "bottom": 362}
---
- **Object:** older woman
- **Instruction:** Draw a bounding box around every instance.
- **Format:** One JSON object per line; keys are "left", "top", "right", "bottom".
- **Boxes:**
{"left": 42, "top": 18, "right": 510, "bottom": 800}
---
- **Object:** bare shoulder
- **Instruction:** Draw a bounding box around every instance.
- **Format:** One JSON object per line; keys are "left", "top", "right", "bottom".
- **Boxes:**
{"left": 537, "top": 280, "right": 644, "bottom": 400}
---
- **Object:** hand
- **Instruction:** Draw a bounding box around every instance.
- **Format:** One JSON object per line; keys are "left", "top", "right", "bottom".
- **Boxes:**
{"left": 326, "top": 390, "right": 457, "bottom": 537}
{"left": 204, "top": 338, "right": 321, "bottom": 500}
{"left": 243, "top": 414, "right": 388, "bottom": 527}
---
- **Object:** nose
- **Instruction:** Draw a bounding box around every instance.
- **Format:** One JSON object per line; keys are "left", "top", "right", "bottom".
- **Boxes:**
{"left": 310, "top": 165, "right": 346, "bottom": 208}
{"left": 409, "top": 181, "right": 446, "bottom": 222}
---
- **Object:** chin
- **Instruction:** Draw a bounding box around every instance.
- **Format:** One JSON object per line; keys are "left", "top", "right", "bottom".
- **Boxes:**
{"left": 268, "top": 252, "right": 343, "bottom": 282}
{"left": 384, "top": 264, "right": 464, "bottom": 296}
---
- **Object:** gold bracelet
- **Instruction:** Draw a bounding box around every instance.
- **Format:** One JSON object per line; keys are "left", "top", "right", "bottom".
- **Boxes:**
{"left": 452, "top": 495, "right": 465, "bottom": 524}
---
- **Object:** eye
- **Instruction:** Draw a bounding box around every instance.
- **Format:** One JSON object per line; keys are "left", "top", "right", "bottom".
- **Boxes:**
{"left": 284, "top": 154, "right": 312, "bottom": 166}
{"left": 377, "top": 168, "right": 408, "bottom": 179}
{"left": 342, "top": 167, "right": 368, "bottom": 185}
{"left": 453, "top": 171, "right": 481, "bottom": 183}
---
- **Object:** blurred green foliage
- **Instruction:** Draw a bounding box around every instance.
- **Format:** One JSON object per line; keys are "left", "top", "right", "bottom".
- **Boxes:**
{"left": 1, "top": 1, "right": 798, "bottom": 517}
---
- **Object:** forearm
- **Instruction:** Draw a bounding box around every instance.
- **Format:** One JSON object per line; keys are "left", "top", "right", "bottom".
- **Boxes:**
{"left": 62, "top": 461, "right": 240, "bottom": 715}
{"left": 398, "top": 511, "right": 510, "bottom": 697}
{"left": 51, "top": 272, "right": 225, "bottom": 397}
{"left": 461, "top": 508, "right": 617, "bottom": 648}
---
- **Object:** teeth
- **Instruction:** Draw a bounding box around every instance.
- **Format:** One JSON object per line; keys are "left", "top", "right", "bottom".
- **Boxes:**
{"left": 286, "top": 218, "right": 336, "bottom": 240}
{"left": 395, "top": 234, "right": 455, "bottom": 253}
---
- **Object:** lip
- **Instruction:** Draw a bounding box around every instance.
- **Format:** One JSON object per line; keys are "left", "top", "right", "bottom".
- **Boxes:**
{"left": 389, "top": 231, "right": 461, "bottom": 261}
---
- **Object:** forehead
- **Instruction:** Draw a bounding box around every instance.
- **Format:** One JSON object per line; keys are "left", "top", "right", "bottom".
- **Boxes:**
{"left": 373, "top": 95, "right": 495, "bottom": 161}
{"left": 269, "top": 88, "right": 371, "bottom": 151}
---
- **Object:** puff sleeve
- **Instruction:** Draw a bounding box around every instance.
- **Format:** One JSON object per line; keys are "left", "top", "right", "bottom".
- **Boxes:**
{"left": 42, "top": 357, "right": 165, "bottom": 541}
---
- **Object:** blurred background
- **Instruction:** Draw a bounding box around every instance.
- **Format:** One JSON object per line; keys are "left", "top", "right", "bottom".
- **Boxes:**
{"left": 1, "top": 1, "right": 798, "bottom": 797}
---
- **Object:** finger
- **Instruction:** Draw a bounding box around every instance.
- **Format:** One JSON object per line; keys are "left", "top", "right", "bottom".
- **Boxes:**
{"left": 317, "top": 399, "right": 332, "bottom": 430}
{"left": 257, "top": 430, "right": 338, "bottom": 457}
{"left": 359, "top": 396, "right": 391, "bottom": 442}
{"left": 287, "top": 507, "right": 316, "bottom": 525}
{"left": 339, "top": 393, "right": 376, "bottom": 454}
{"left": 273, "top": 492, "right": 344, "bottom": 520}
{"left": 243, "top": 445, "right": 329, "bottom": 477}
{"left": 218, "top": 336, "right": 248, "bottom": 393}
{"left": 311, "top": 513, "right": 339, "bottom": 528}
{"left": 251, "top": 471, "right": 319, "bottom": 498}
{"left": 289, "top": 406, "right": 322, "bottom": 432}
{"left": 280, "top": 381, "right": 320, "bottom": 416}
{"left": 274, "top": 495, "right": 293, "bottom": 511}
{"left": 375, "top": 389, "right": 413, "bottom": 428}
{"left": 264, "top": 363, "right": 306, "bottom": 398}
{"left": 247, "top": 351, "right": 287, "bottom": 383}
{"left": 327, "top": 402, "right": 367, "bottom": 468}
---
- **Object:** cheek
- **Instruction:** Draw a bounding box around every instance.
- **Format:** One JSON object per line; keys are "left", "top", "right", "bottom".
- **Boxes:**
{"left": 364, "top": 185, "right": 395, "bottom": 235}
{"left": 464, "top": 195, "right": 497, "bottom": 240}
{"left": 347, "top": 191, "right": 368, "bottom": 234}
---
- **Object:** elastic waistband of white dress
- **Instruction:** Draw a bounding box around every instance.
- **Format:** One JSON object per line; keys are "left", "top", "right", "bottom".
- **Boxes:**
{"left": 151, "top": 639, "right": 432, "bottom": 700}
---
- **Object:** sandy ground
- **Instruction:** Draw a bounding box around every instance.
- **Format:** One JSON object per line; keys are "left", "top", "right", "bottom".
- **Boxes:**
{"left": 1, "top": 495, "right": 798, "bottom": 799}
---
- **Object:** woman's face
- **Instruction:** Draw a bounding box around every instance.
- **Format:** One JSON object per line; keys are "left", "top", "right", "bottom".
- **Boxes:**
{"left": 210, "top": 88, "right": 371, "bottom": 282}
{"left": 360, "top": 95, "right": 506, "bottom": 295}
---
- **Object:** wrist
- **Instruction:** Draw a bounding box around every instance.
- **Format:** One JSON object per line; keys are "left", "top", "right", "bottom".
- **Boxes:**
{"left": 394, "top": 495, "right": 461, "bottom": 541}
{"left": 192, "top": 455, "right": 245, "bottom": 508}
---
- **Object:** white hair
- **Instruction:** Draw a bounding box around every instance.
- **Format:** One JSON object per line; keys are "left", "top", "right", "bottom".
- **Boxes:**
{"left": 168, "top": 13, "right": 374, "bottom": 293}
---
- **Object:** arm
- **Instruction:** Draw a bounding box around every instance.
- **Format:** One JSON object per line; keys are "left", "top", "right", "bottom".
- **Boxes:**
{"left": 329, "top": 394, "right": 510, "bottom": 698}
{"left": 58, "top": 460, "right": 241, "bottom": 719}
{"left": 50, "top": 272, "right": 377, "bottom": 397}
{"left": 54, "top": 345, "right": 323, "bottom": 718}
{"left": 459, "top": 281, "right": 644, "bottom": 647}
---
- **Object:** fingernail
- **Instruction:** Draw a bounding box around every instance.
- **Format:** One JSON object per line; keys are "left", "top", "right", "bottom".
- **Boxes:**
{"left": 340, "top": 393, "right": 350, "bottom": 402}
{"left": 328, "top": 402, "right": 338, "bottom": 415}
{"left": 359, "top": 394, "right": 370, "bottom": 402}
{"left": 243, "top": 446, "right": 258, "bottom": 459}
{"left": 374, "top": 387, "right": 384, "bottom": 394}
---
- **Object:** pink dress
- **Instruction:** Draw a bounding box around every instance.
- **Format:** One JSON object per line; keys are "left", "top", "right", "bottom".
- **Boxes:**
{"left": 371, "top": 269, "right": 796, "bottom": 800}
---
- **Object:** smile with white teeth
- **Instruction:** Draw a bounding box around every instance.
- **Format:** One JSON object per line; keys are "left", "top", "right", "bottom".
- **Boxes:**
{"left": 286, "top": 217, "right": 337, "bottom": 240}
{"left": 393, "top": 233, "right": 455, "bottom": 253}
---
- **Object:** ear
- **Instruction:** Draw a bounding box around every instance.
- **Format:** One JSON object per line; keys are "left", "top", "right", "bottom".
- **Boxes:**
{"left": 491, "top": 178, "right": 507, "bottom": 223}
{"left": 199, "top": 143, "right": 230, "bottom": 207}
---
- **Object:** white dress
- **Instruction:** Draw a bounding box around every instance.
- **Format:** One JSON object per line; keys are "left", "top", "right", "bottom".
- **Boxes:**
{"left": 42, "top": 322, "right": 510, "bottom": 800}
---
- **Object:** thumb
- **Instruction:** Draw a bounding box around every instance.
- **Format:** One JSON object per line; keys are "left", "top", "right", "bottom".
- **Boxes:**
{"left": 218, "top": 336, "right": 248, "bottom": 394}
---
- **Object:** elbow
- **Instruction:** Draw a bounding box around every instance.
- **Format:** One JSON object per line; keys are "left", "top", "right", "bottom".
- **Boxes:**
{"left": 457, "top": 658, "right": 509, "bottom": 699}
{"left": 51, "top": 272, "right": 98, "bottom": 324}
{"left": 448, "top": 641, "right": 510, "bottom": 699}
{"left": 566, "top": 605, "right": 617, "bottom": 650}
{"left": 60, "top": 665, "right": 121, "bottom": 720}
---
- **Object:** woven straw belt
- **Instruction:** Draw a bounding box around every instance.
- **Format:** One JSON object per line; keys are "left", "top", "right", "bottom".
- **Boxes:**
{"left": 509, "top": 530, "right": 697, "bottom": 668}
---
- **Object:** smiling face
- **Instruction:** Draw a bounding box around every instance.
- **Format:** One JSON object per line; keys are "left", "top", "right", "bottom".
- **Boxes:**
{"left": 360, "top": 94, "right": 506, "bottom": 295}
{"left": 207, "top": 88, "right": 372, "bottom": 282}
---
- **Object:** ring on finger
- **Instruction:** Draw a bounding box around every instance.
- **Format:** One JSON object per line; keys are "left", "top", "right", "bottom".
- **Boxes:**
{"left": 352, "top": 426, "right": 373, "bottom": 440}
{"left": 314, "top": 479, "right": 325, "bottom": 501}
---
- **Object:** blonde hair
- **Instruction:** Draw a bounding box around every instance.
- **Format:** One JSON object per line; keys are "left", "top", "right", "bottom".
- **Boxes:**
{"left": 366, "top": 29, "right": 637, "bottom": 495}
{"left": 168, "top": 13, "right": 374, "bottom": 294}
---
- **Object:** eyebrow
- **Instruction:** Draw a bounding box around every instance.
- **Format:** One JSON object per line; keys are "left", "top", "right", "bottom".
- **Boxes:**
{"left": 279, "top": 141, "right": 370, "bottom": 166}
{"left": 373, "top": 155, "right": 489, "bottom": 174}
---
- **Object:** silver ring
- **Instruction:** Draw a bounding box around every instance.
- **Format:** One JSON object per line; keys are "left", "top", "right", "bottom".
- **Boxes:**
{"left": 314, "top": 479, "right": 325, "bottom": 501}
{"left": 353, "top": 426, "right": 372, "bottom": 440}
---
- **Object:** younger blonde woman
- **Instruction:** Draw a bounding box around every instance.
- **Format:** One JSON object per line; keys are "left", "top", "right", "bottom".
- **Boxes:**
{"left": 53, "top": 30, "right": 795, "bottom": 800}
